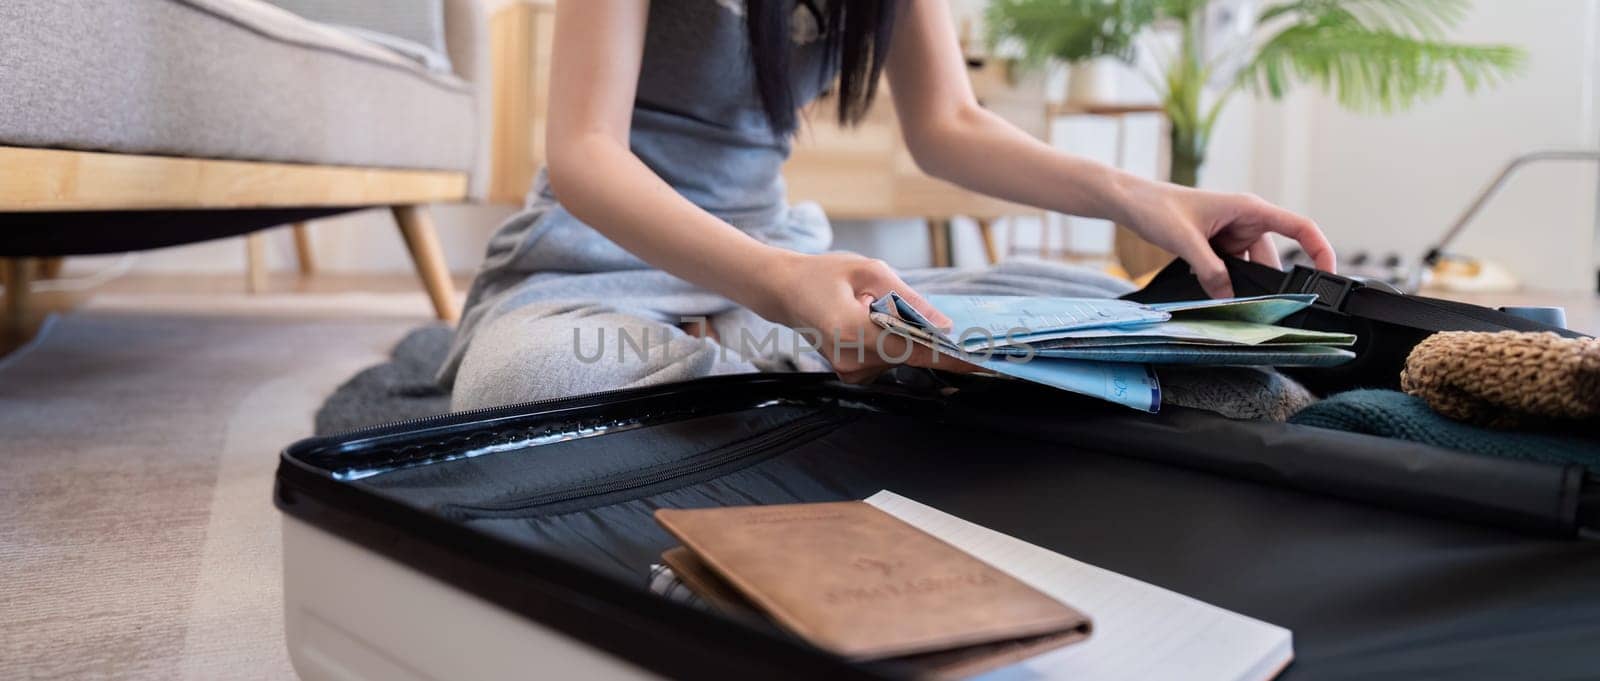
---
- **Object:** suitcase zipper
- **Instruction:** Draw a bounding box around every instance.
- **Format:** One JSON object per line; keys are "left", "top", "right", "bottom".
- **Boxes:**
{"left": 434, "top": 411, "right": 850, "bottom": 519}
{"left": 289, "top": 374, "right": 934, "bottom": 483}
{"left": 312, "top": 373, "right": 844, "bottom": 445}
{"left": 333, "top": 383, "right": 682, "bottom": 441}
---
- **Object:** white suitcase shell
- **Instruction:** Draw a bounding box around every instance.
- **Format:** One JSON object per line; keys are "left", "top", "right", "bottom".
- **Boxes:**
{"left": 283, "top": 516, "right": 659, "bottom": 681}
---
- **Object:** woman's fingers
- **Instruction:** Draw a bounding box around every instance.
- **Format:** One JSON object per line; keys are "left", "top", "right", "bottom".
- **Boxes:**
{"left": 1298, "top": 225, "right": 1338, "bottom": 273}
{"left": 835, "top": 327, "right": 970, "bottom": 382}
{"left": 1178, "top": 237, "right": 1235, "bottom": 299}
{"left": 1246, "top": 236, "right": 1282, "bottom": 269}
{"left": 887, "top": 336, "right": 981, "bottom": 374}
{"left": 851, "top": 258, "right": 953, "bottom": 329}
{"left": 1256, "top": 202, "right": 1336, "bottom": 273}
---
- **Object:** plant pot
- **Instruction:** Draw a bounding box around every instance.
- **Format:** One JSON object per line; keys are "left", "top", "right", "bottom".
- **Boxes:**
{"left": 1114, "top": 228, "right": 1175, "bottom": 281}
{"left": 1065, "top": 59, "right": 1118, "bottom": 105}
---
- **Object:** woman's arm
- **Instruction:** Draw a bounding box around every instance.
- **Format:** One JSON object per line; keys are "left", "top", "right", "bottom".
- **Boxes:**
{"left": 884, "top": 1, "right": 1336, "bottom": 297}
{"left": 546, "top": 0, "right": 951, "bottom": 380}
{"left": 546, "top": 1, "right": 788, "bottom": 311}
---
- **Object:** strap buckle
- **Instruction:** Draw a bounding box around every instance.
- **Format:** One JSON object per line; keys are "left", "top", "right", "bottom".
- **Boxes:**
{"left": 1282, "top": 266, "right": 1358, "bottom": 312}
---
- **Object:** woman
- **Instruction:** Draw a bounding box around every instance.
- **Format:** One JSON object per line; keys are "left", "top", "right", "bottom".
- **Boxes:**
{"left": 441, "top": 0, "right": 1336, "bottom": 411}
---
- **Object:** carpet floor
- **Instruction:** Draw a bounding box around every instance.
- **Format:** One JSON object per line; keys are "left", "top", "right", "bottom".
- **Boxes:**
{"left": 0, "top": 293, "right": 431, "bottom": 680}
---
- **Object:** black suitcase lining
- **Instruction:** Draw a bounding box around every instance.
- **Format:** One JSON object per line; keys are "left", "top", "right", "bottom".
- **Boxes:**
{"left": 276, "top": 374, "right": 1600, "bottom": 681}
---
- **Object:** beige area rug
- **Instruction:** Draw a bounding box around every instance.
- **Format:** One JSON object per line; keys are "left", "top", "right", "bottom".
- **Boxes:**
{"left": 0, "top": 292, "right": 440, "bottom": 680}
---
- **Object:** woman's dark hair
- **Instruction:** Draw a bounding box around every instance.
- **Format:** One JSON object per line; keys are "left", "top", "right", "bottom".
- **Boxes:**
{"left": 745, "top": 0, "right": 899, "bottom": 135}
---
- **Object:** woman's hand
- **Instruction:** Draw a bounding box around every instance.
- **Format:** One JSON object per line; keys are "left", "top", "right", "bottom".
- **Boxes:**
{"left": 757, "top": 252, "right": 965, "bottom": 383}
{"left": 1119, "top": 182, "right": 1338, "bottom": 298}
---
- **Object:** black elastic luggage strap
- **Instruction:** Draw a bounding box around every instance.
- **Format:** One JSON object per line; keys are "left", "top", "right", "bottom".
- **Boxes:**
{"left": 1283, "top": 266, "right": 1358, "bottom": 311}
{"left": 1279, "top": 266, "right": 1436, "bottom": 329}
{"left": 1277, "top": 264, "right": 1587, "bottom": 337}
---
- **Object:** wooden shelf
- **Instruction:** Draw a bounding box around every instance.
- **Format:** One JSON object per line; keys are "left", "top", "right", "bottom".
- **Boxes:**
{"left": 0, "top": 146, "right": 468, "bottom": 212}
{"left": 1046, "top": 102, "right": 1166, "bottom": 117}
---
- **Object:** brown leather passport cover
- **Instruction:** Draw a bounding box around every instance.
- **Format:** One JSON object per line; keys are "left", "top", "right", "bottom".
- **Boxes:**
{"left": 661, "top": 546, "right": 762, "bottom": 616}
{"left": 654, "top": 501, "right": 1091, "bottom": 661}
{"left": 659, "top": 543, "right": 1088, "bottom": 679}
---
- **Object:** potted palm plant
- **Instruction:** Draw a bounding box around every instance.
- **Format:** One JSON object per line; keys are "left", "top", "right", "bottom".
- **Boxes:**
{"left": 986, "top": 0, "right": 1525, "bottom": 188}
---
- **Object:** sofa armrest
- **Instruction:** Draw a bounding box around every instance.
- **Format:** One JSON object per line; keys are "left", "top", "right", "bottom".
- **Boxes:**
{"left": 445, "top": 0, "right": 492, "bottom": 201}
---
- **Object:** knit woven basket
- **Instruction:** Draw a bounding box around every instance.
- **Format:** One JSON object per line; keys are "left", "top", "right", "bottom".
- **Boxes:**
{"left": 1400, "top": 331, "right": 1600, "bottom": 429}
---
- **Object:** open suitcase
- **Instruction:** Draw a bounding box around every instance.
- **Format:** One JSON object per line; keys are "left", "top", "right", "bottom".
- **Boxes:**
{"left": 277, "top": 369, "right": 1600, "bottom": 681}
{"left": 277, "top": 262, "right": 1600, "bottom": 680}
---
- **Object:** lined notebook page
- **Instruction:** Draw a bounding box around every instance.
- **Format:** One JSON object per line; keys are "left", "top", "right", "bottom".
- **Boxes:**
{"left": 867, "top": 491, "right": 1292, "bottom": 681}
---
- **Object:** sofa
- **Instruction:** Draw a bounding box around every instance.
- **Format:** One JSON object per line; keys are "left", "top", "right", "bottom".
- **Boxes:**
{"left": 0, "top": 0, "right": 497, "bottom": 327}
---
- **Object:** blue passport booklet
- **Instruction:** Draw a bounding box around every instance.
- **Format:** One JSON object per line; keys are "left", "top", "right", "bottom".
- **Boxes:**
{"left": 869, "top": 292, "right": 1357, "bottom": 412}
{"left": 869, "top": 294, "right": 1163, "bottom": 412}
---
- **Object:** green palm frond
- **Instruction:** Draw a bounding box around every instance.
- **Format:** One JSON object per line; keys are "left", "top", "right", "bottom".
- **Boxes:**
{"left": 1259, "top": 0, "right": 1471, "bottom": 36}
{"left": 1243, "top": 3, "right": 1523, "bottom": 111}
{"left": 984, "top": 0, "right": 1525, "bottom": 185}
{"left": 984, "top": 0, "right": 1164, "bottom": 64}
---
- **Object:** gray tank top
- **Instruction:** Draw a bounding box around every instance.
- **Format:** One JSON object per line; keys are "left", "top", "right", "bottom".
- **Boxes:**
{"left": 632, "top": 0, "right": 834, "bottom": 219}
{"left": 442, "top": 0, "right": 841, "bottom": 382}
{"left": 481, "top": 0, "right": 835, "bottom": 272}
{"left": 458, "top": 0, "right": 836, "bottom": 300}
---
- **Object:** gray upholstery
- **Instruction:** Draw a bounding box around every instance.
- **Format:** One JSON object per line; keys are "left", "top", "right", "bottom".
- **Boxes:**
{"left": 443, "top": 0, "right": 493, "bottom": 199}
{"left": 264, "top": 0, "right": 453, "bottom": 71}
{"left": 0, "top": 0, "right": 487, "bottom": 195}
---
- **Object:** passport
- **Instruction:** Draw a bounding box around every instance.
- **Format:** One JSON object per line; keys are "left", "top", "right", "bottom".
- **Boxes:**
{"left": 869, "top": 291, "right": 1356, "bottom": 412}
{"left": 658, "top": 544, "right": 1093, "bottom": 680}
{"left": 1148, "top": 293, "right": 1319, "bottom": 323}
{"left": 653, "top": 502, "right": 1092, "bottom": 665}
{"left": 1027, "top": 320, "right": 1356, "bottom": 348}
{"left": 870, "top": 293, "right": 1163, "bottom": 412}
{"left": 1024, "top": 344, "right": 1356, "bottom": 366}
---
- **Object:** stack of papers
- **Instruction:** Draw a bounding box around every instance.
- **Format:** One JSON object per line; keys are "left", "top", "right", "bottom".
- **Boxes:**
{"left": 867, "top": 491, "right": 1294, "bottom": 681}
{"left": 869, "top": 293, "right": 1355, "bottom": 413}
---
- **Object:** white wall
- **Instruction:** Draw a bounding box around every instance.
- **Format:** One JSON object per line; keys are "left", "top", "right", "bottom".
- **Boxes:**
{"left": 950, "top": 0, "right": 1600, "bottom": 290}
{"left": 1251, "top": 0, "right": 1600, "bottom": 291}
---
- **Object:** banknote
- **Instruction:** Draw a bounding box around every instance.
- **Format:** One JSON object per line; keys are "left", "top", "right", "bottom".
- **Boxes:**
{"left": 1019, "top": 344, "right": 1356, "bottom": 367}
{"left": 870, "top": 291, "right": 1359, "bottom": 410}
{"left": 871, "top": 293, "right": 1162, "bottom": 412}
{"left": 1015, "top": 319, "right": 1358, "bottom": 349}
{"left": 1149, "top": 294, "right": 1318, "bottom": 324}
{"left": 920, "top": 294, "right": 1171, "bottom": 350}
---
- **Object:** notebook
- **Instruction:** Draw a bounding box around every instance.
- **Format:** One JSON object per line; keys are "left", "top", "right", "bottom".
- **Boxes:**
{"left": 653, "top": 502, "right": 1092, "bottom": 661}
{"left": 866, "top": 491, "right": 1294, "bottom": 681}
{"left": 657, "top": 544, "right": 1094, "bottom": 680}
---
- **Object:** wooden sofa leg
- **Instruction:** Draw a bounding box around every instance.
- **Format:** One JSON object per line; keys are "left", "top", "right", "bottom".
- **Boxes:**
{"left": 245, "top": 233, "right": 269, "bottom": 294}
{"left": 926, "top": 218, "right": 953, "bottom": 268}
{"left": 38, "top": 257, "right": 64, "bottom": 280}
{"left": 976, "top": 218, "right": 1000, "bottom": 265}
{"left": 3, "top": 258, "right": 35, "bottom": 345}
{"left": 392, "top": 205, "right": 460, "bottom": 323}
{"left": 292, "top": 222, "right": 317, "bottom": 276}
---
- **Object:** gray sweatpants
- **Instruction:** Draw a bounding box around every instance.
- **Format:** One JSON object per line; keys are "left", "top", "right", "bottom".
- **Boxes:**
{"left": 447, "top": 259, "right": 1134, "bottom": 412}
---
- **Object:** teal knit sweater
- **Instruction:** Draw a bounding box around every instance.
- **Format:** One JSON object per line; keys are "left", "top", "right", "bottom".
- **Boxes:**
{"left": 1289, "top": 389, "right": 1600, "bottom": 471}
